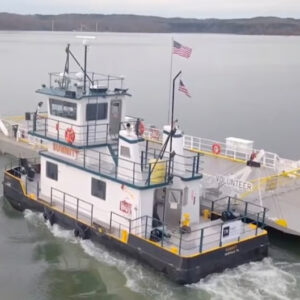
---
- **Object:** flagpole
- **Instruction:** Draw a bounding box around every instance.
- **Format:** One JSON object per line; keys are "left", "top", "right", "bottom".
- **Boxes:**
{"left": 167, "top": 37, "right": 174, "bottom": 123}
{"left": 168, "top": 70, "right": 182, "bottom": 182}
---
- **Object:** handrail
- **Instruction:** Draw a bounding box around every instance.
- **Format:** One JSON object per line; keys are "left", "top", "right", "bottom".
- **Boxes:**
{"left": 50, "top": 187, "right": 94, "bottom": 226}
{"left": 142, "top": 124, "right": 280, "bottom": 170}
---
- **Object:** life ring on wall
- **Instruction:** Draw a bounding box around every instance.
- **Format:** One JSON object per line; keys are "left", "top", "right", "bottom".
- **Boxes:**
{"left": 65, "top": 128, "right": 75, "bottom": 144}
{"left": 137, "top": 121, "right": 145, "bottom": 135}
{"left": 211, "top": 143, "right": 221, "bottom": 155}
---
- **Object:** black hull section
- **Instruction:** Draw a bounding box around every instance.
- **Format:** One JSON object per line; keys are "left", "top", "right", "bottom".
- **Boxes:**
{"left": 3, "top": 174, "right": 269, "bottom": 284}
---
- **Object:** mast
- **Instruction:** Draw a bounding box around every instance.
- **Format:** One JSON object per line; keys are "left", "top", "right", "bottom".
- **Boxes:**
{"left": 62, "top": 44, "right": 70, "bottom": 89}
{"left": 168, "top": 70, "right": 182, "bottom": 181}
{"left": 83, "top": 43, "right": 88, "bottom": 94}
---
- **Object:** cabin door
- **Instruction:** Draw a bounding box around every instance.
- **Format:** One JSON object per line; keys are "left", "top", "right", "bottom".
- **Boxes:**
{"left": 152, "top": 188, "right": 166, "bottom": 226}
{"left": 164, "top": 188, "right": 183, "bottom": 228}
{"left": 109, "top": 100, "right": 122, "bottom": 137}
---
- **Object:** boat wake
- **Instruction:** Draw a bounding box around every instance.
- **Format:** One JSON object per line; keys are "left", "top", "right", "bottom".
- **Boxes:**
{"left": 188, "top": 258, "right": 298, "bottom": 300}
{"left": 23, "top": 209, "right": 299, "bottom": 300}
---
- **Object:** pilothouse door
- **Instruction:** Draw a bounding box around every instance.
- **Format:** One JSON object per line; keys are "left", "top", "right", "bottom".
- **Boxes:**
{"left": 109, "top": 100, "right": 122, "bottom": 137}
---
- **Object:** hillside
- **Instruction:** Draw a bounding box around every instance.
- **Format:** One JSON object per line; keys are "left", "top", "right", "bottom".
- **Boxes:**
{"left": 1, "top": 13, "right": 300, "bottom": 35}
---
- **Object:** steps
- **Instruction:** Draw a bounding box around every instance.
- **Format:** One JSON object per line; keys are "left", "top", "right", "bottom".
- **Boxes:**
{"left": 108, "top": 142, "right": 118, "bottom": 165}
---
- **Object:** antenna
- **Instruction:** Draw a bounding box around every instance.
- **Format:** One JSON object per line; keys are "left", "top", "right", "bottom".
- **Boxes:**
{"left": 76, "top": 36, "right": 96, "bottom": 94}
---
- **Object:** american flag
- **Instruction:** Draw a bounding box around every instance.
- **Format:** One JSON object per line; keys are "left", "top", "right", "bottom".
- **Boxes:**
{"left": 173, "top": 40, "right": 192, "bottom": 58}
{"left": 178, "top": 80, "right": 191, "bottom": 98}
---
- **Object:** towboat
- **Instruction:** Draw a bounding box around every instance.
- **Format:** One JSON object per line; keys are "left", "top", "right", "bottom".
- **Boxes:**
{"left": 2, "top": 43, "right": 268, "bottom": 284}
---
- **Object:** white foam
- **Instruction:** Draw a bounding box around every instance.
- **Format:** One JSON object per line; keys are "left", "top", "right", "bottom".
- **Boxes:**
{"left": 22, "top": 209, "right": 299, "bottom": 300}
{"left": 80, "top": 239, "right": 175, "bottom": 299}
{"left": 46, "top": 223, "right": 77, "bottom": 243}
{"left": 188, "top": 258, "right": 297, "bottom": 300}
{"left": 23, "top": 209, "right": 44, "bottom": 225}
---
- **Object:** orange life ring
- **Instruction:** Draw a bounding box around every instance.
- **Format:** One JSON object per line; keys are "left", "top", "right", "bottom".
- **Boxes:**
{"left": 65, "top": 128, "right": 75, "bottom": 144}
{"left": 138, "top": 121, "right": 144, "bottom": 136}
{"left": 211, "top": 143, "right": 221, "bottom": 155}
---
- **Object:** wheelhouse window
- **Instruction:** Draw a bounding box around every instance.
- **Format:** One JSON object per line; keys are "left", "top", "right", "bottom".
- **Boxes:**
{"left": 50, "top": 99, "right": 77, "bottom": 120}
{"left": 86, "top": 103, "right": 108, "bottom": 121}
{"left": 91, "top": 178, "right": 106, "bottom": 200}
{"left": 46, "top": 161, "right": 58, "bottom": 181}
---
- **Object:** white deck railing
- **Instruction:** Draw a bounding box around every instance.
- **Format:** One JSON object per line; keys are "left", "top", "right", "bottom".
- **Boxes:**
{"left": 143, "top": 125, "right": 282, "bottom": 170}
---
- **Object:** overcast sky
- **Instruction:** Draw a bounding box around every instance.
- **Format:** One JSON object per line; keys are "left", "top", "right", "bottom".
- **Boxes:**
{"left": 2, "top": 0, "right": 300, "bottom": 19}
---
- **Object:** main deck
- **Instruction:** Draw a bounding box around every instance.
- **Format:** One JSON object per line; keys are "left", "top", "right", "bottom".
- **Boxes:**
{"left": 5, "top": 161, "right": 266, "bottom": 258}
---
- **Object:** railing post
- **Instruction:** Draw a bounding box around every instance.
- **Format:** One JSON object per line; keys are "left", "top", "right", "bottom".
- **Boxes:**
{"left": 179, "top": 231, "right": 183, "bottom": 255}
{"left": 145, "top": 140, "right": 149, "bottom": 163}
{"left": 98, "top": 152, "right": 101, "bottom": 173}
{"left": 129, "top": 219, "right": 132, "bottom": 234}
{"left": 45, "top": 117, "right": 48, "bottom": 136}
{"left": 25, "top": 176, "right": 28, "bottom": 195}
{"left": 109, "top": 211, "right": 113, "bottom": 232}
{"left": 86, "top": 125, "right": 89, "bottom": 146}
{"left": 161, "top": 222, "right": 165, "bottom": 248}
{"left": 133, "top": 163, "right": 135, "bottom": 185}
{"left": 211, "top": 200, "right": 215, "bottom": 213}
{"left": 262, "top": 208, "right": 266, "bottom": 229}
{"left": 199, "top": 228, "right": 204, "bottom": 253}
{"left": 164, "top": 162, "right": 168, "bottom": 183}
{"left": 196, "top": 153, "right": 200, "bottom": 173}
{"left": 91, "top": 204, "right": 94, "bottom": 226}
{"left": 106, "top": 124, "right": 109, "bottom": 143}
{"left": 192, "top": 156, "right": 196, "bottom": 177}
{"left": 148, "top": 163, "right": 151, "bottom": 186}
{"left": 141, "top": 151, "right": 144, "bottom": 172}
{"left": 115, "top": 162, "right": 118, "bottom": 178}
{"left": 255, "top": 213, "right": 259, "bottom": 235}
{"left": 37, "top": 181, "right": 39, "bottom": 199}
{"left": 219, "top": 225, "right": 223, "bottom": 247}
{"left": 244, "top": 201, "right": 248, "bottom": 217}
{"left": 83, "top": 148, "right": 86, "bottom": 168}
{"left": 63, "top": 193, "right": 65, "bottom": 213}
{"left": 76, "top": 198, "right": 79, "bottom": 219}
{"left": 227, "top": 197, "right": 231, "bottom": 211}
{"left": 50, "top": 188, "right": 53, "bottom": 206}
{"left": 144, "top": 216, "right": 148, "bottom": 238}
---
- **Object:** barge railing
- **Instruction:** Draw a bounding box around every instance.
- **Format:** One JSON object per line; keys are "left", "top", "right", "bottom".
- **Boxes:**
{"left": 142, "top": 124, "right": 280, "bottom": 170}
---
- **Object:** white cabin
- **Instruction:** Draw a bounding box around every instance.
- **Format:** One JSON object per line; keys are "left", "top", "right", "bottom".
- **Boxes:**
{"left": 30, "top": 70, "right": 202, "bottom": 231}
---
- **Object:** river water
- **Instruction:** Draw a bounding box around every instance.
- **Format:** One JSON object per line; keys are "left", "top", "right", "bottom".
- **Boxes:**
{"left": 1, "top": 31, "right": 300, "bottom": 299}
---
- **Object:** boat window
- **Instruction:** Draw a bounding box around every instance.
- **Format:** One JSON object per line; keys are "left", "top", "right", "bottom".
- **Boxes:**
{"left": 86, "top": 103, "right": 108, "bottom": 121}
{"left": 91, "top": 178, "right": 106, "bottom": 200}
{"left": 50, "top": 99, "right": 77, "bottom": 120}
{"left": 120, "top": 146, "right": 130, "bottom": 158}
{"left": 46, "top": 161, "right": 58, "bottom": 181}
